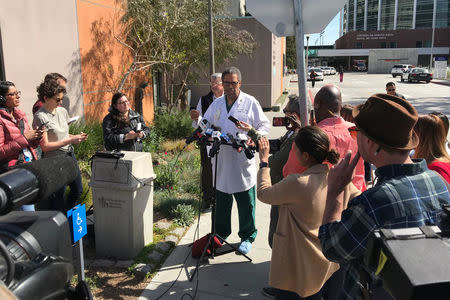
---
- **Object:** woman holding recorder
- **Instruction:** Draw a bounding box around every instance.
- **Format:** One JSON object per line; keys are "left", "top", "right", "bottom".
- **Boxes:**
{"left": 256, "top": 126, "right": 360, "bottom": 299}
{"left": 33, "top": 79, "right": 87, "bottom": 212}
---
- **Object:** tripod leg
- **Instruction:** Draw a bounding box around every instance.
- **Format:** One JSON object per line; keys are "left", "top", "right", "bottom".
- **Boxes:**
{"left": 188, "top": 234, "right": 214, "bottom": 282}
{"left": 214, "top": 235, "right": 252, "bottom": 262}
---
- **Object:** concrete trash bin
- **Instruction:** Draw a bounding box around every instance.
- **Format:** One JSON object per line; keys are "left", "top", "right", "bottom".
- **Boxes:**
{"left": 89, "top": 151, "right": 156, "bottom": 259}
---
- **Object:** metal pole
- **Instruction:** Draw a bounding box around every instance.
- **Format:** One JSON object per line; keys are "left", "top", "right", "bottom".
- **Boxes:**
{"left": 306, "top": 35, "right": 310, "bottom": 69}
{"left": 208, "top": 0, "right": 215, "bottom": 74}
{"left": 430, "top": 0, "right": 437, "bottom": 70}
{"left": 293, "top": 0, "right": 309, "bottom": 126}
{"left": 77, "top": 238, "right": 85, "bottom": 281}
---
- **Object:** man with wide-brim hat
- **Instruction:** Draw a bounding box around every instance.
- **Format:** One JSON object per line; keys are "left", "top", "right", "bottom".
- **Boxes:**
{"left": 318, "top": 93, "right": 450, "bottom": 300}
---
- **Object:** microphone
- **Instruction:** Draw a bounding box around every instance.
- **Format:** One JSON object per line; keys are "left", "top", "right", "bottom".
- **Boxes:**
{"left": 136, "top": 122, "right": 142, "bottom": 142}
{"left": 186, "top": 119, "right": 210, "bottom": 144}
{"left": 0, "top": 155, "right": 78, "bottom": 214}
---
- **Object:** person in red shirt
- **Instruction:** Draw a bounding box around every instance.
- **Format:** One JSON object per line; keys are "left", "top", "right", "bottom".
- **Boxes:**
{"left": 283, "top": 84, "right": 366, "bottom": 191}
{"left": 413, "top": 113, "right": 450, "bottom": 183}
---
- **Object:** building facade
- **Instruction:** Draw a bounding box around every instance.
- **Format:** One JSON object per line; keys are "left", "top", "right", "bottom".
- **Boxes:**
{"left": 315, "top": 0, "right": 450, "bottom": 73}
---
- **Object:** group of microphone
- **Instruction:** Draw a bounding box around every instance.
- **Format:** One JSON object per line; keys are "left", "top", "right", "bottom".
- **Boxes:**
{"left": 185, "top": 119, "right": 255, "bottom": 159}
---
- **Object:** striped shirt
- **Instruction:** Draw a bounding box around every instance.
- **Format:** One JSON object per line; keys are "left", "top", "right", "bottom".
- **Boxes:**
{"left": 319, "top": 159, "right": 450, "bottom": 300}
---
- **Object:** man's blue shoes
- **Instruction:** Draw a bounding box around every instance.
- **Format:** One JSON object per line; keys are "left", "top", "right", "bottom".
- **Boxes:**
{"left": 238, "top": 240, "right": 252, "bottom": 255}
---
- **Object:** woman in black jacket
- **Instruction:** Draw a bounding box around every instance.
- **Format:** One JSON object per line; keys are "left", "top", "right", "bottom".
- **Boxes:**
{"left": 102, "top": 92, "right": 150, "bottom": 151}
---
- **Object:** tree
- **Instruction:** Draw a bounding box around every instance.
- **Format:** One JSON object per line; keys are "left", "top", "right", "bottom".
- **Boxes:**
{"left": 286, "top": 36, "right": 296, "bottom": 69}
{"left": 114, "top": 0, "right": 256, "bottom": 108}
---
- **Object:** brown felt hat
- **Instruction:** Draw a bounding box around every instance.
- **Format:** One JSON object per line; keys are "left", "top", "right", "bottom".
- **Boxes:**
{"left": 352, "top": 93, "right": 419, "bottom": 150}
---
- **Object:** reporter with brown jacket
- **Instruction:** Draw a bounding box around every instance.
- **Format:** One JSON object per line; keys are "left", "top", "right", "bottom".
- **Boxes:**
{"left": 256, "top": 126, "right": 360, "bottom": 299}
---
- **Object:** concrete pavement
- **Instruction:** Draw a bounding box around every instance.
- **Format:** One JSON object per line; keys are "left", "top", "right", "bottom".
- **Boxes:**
{"left": 139, "top": 82, "right": 292, "bottom": 300}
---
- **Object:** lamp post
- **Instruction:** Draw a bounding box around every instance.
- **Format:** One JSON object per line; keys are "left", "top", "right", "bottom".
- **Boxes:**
{"left": 208, "top": 0, "right": 215, "bottom": 74}
{"left": 306, "top": 35, "right": 310, "bottom": 69}
{"left": 429, "top": 0, "right": 437, "bottom": 71}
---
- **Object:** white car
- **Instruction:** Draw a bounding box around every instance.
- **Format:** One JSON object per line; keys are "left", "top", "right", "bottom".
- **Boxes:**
{"left": 307, "top": 68, "right": 324, "bottom": 81}
{"left": 329, "top": 67, "right": 336, "bottom": 75}
{"left": 391, "top": 64, "right": 413, "bottom": 77}
{"left": 321, "top": 67, "right": 331, "bottom": 75}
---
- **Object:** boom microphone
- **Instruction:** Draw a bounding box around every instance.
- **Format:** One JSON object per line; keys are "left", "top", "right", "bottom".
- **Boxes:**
{"left": 0, "top": 155, "right": 78, "bottom": 214}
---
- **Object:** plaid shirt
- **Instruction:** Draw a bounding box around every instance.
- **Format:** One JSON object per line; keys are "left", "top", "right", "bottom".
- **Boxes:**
{"left": 319, "top": 159, "right": 450, "bottom": 300}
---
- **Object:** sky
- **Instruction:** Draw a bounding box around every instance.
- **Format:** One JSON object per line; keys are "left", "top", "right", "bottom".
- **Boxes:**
{"left": 303, "top": 12, "right": 340, "bottom": 46}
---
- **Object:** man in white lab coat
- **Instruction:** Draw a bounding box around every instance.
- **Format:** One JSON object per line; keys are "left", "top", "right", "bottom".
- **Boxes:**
{"left": 203, "top": 67, "right": 271, "bottom": 254}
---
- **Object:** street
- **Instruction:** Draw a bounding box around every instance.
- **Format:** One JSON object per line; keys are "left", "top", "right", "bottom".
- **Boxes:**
{"left": 289, "top": 72, "right": 450, "bottom": 118}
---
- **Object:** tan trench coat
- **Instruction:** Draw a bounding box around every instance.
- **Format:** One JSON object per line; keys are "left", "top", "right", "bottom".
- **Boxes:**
{"left": 257, "top": 163, "right": 360, "bottom": 297}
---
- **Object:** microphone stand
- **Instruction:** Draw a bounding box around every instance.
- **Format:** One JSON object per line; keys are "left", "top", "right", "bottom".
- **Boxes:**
{"left": 188, "top": 138, "right": 252, "bottom": 281}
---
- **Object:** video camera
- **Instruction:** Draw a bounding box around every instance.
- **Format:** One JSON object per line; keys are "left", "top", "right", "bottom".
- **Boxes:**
{"left": 362, "top": 205, "right": 450, "bottom": 300}
{"left": 0, "top": 155, "right": 91, "bottom": 300}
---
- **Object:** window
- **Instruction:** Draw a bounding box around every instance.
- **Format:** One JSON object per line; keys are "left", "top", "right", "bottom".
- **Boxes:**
{"left": 416, "top": 0, "right": 434, "bottom": 28}
{"left": 348, "top": 0, "right": 355, "bottom": 30}
{"left": 380, "top": 0, "right": 396, "bottom": 30}
{"left": 380, "top": 42, "right": 387, "bottom": 48}
{"left": 397, "top": 0, "right": 415, "bottom": 29}
{"left": 367, "top": 0, "right": 379, "bottom": 30}
{"left": 436, "top": 0, "right": 450, "bottom": 28}
{"left": 389, "top": 42, "right": 397, "bottom": 48}
{"left": 356, "top": 0, "right": 365, "bottom": 30}
{"left": 356, "top": 42, "right": 363, "bottom": 48}
{"left": 424, "top": 40, "right": 432, "bottom": 47}
{"left": 416, "top": 41, "right": 423, "bottom": 47}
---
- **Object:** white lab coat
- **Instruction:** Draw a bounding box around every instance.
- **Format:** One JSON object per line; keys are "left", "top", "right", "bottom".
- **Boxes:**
{"left": 203, "top": 91, "right": 271, "bottom": 194}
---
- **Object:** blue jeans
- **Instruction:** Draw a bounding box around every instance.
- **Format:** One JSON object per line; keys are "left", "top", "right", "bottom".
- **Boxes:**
{"left": 41, "top": 152, "right": 83, "bottom": 213}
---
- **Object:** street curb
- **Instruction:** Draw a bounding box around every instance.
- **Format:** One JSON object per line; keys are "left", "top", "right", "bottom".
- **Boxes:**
{"left": 431, "top": 80, "right": 450, "bottom": 87}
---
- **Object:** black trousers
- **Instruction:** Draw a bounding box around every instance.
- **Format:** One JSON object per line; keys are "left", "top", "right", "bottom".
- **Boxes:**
{"left": 200, "top": 144, "right": 213, "bottom": 208}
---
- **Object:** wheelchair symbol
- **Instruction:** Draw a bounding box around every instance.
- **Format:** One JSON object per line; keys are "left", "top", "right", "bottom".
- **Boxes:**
{"left": 76, "top": 213, "right": 82, "bottom": 226}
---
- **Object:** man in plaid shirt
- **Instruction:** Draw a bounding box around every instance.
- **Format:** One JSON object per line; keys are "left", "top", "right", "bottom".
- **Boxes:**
{"left": 319, "top": 94, "right": 450, "bottom": 300}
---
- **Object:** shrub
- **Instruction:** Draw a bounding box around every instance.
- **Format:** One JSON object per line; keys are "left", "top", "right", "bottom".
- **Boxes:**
{"left": 154, "top": 190, "right": 199, "bottom": 219}
{"left": 171, "top": 203, "right": 197, "bottom": 227}
{"left": 70, "top": 122, "right": 104, "bottom": 161}
{"left": 143, "top": 129, "right": 165, "bottom": 153}
{"left": 152, "top": 108, "right": 193, "bottom": 140}
{"left": 154, "top": 163, "right": 180, "bottom": 190}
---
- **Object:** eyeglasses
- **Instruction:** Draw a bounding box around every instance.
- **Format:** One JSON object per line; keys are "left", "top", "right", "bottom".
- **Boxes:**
{"left": 117, "top": 99, "right": 129, "bottom": 105}
{"left": 223, "top": 81, "right": 240, "bottom": 87}
{"left": 387, "top": 89, "right": 396, "bottom": 92}
{"left": 211, "top": 81, "right": 222, "bottom": 86}
{"left": 6, "top": 91, "right": 21, "bottom": 97}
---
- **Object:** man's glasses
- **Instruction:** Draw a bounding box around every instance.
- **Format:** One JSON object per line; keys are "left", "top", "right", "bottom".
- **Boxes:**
{"left": 223, "top": 81, "right": 239, "bottom": 87}
{"left": 387, "top": 89, "right": 395, "bottom": 92}
{"left": 7, "top": 91, "right": 21, "bottom": 97}
{"left": 211, "top": 82, "right": 222, "bottom": 86}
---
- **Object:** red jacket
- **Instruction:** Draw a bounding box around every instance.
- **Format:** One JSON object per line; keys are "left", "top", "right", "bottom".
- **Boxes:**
{"left": 0, "top": 107, "right": 38, "bottom": 167}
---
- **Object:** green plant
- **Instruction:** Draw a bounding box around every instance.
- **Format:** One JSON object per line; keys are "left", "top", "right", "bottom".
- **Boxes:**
{"left": 69, "top": 122, "right": 104, "bottom": 160}
{"left": 171, "top": 203, "right": 196, "bottom": 226}
{"left": 142, "top": 129, "right": 165, "bottom": 153}
{"left": 152, "top": 108, "right": 192, "bottom": 140}
{"left": 154, "top": 190, "right": 199, "bottom": 218}
{"left": 154, "top": 163, "right": 180, "bottom": 190}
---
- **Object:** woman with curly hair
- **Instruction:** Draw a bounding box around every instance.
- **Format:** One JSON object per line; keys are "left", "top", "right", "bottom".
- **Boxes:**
{"left": 33, "top": 79, "right": 87, "bottom": 212}
{"left": 413, "top": 113, "right": 450, "bottom": 183}
{"left": 256, "top": 126, "right": 360, "bottom": 300}
{"left": 102, "top": 92, "right": 150, "bottom": 151}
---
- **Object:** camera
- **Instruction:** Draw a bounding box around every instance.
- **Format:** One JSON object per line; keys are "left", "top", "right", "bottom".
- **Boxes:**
{"left": 0, "top": 155, "right": 92, "bottom": 300}
{"left": 272, "top": 117, "right": 289, "bottom": 127}
{"left": 362, "top": 205, "right": 450, "bottom": 300}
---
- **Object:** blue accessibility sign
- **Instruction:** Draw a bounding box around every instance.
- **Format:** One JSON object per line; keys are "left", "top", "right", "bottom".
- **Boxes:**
{"left": 67, "top": 204, "right": 88, "bottom": 243}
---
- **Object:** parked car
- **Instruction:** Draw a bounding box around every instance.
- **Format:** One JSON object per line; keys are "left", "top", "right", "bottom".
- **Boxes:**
{"left": 307, "top": 68, "right": 324, "bottom": 81}
{"left": 401, "top": 68, "right": 433, "bottom": 83}
{"left": 391, "top": 64, "right": 413, "bottom": 77}
{"left": 329, "top": 67, "right": 337, "bottom": 75}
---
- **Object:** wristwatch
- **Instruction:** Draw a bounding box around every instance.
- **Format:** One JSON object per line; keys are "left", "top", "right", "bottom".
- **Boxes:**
{"left": 259, "top": 162, "right": 269, "bottom": 169}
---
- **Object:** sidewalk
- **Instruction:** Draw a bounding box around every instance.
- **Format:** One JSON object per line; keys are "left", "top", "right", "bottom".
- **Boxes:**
{"left": 431, "top": 79, "right": 450, "bottom": 86}
{"left": 139, "top": 100, "right": 290, "bottom": 300}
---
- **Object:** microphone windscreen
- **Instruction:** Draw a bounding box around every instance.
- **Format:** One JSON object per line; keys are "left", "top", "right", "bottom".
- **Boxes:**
{"left": 16, "top": 155, "right": 78, "bottom": 201}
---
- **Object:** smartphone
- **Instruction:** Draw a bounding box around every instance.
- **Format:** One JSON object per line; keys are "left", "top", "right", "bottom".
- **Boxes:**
{"left": 272, "top": 116, "right": 289, "bottom": 127}
{"left": 268, "top": 139, "right": 281, "bottom": 153}
{"left": 228, "top": 115, "right": 240, "bottom": 125}
{"left": 309, "top": 109, "right": 316, "bottom": 125}
{"left": 38, "top": 121, "right": 49, "bottom": 129}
